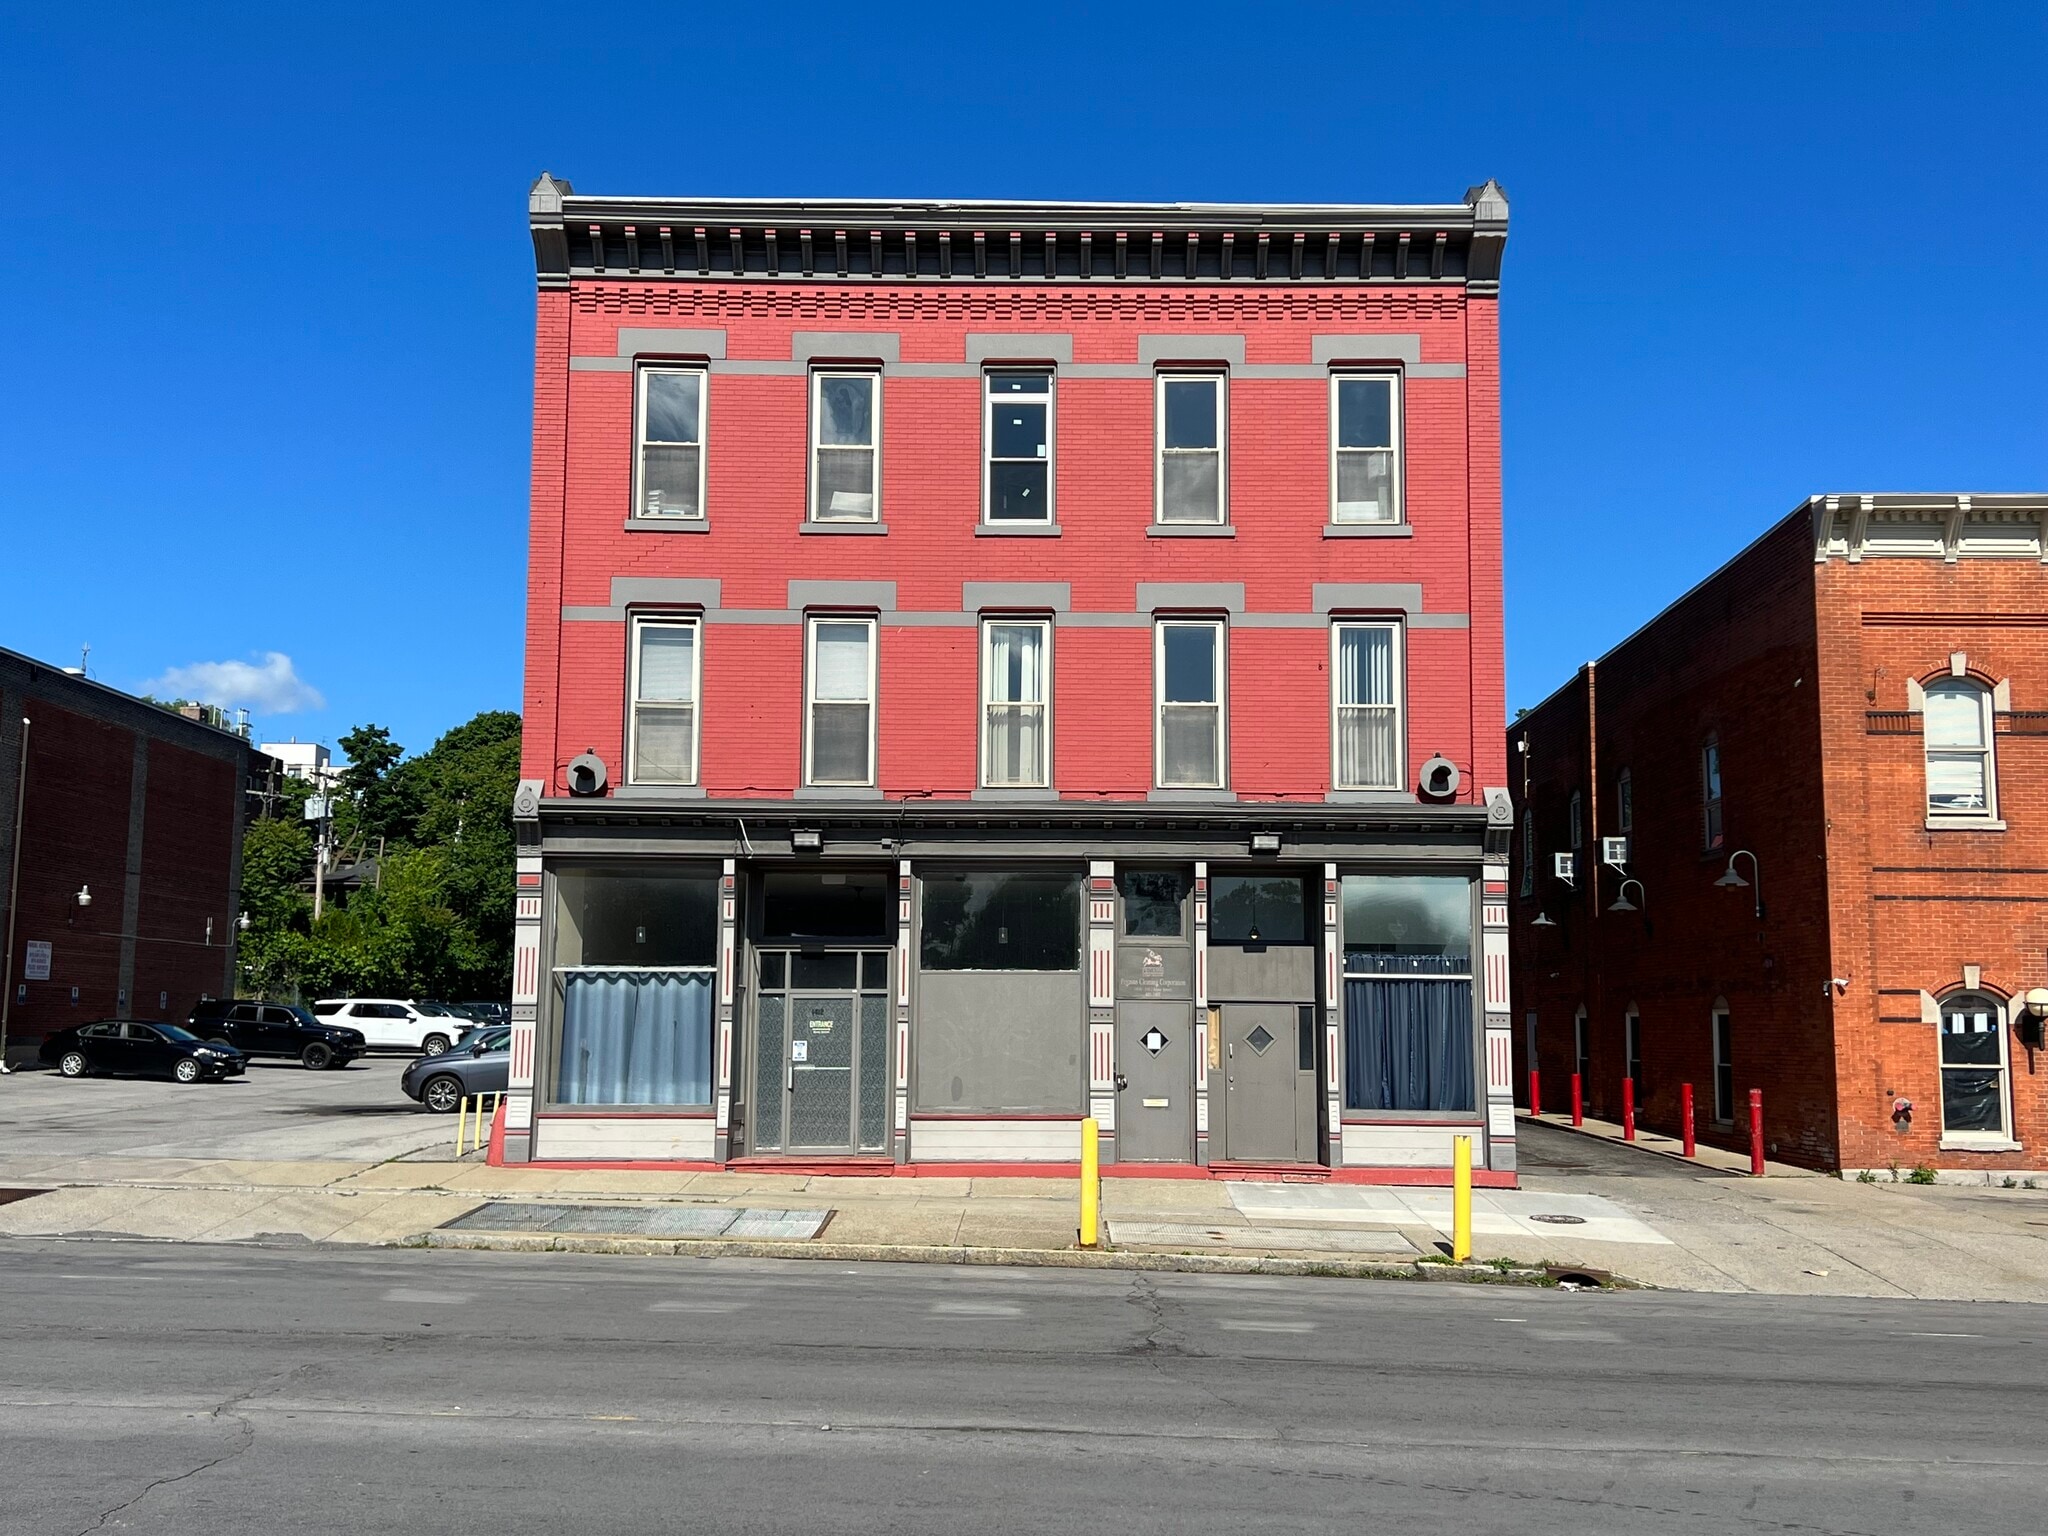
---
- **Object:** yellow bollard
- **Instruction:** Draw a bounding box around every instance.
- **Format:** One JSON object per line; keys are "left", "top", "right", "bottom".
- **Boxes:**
{"left": 1451, "top": 1133, "right": 1473, "bottom": 1263}
{"left": 455, "top": 1095, "right": 469, "bottom": 1155}
{"left": 1079, "top": 1116, "right": 1100, "bottom": 1248}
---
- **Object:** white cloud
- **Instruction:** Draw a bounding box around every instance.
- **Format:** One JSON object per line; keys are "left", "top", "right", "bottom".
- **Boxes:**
{"left": 147, "top": 652, "right": 325, "bottom": 715}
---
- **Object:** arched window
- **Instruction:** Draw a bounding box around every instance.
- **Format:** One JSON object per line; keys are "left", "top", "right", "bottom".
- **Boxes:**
{"left": 1938, "top": 992, "right": 2011, "bottom": 1141}
{"left": 1925, "top": 679, "right": 1996, "bottom": 820}
{"left": 1700, "top": 736, "right": 1724, "bottom": 851}
{"left": 1519, "top": 809, "right": 1535, "bottom": 896}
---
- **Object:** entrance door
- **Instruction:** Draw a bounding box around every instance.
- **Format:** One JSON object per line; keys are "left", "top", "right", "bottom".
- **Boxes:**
{"left": 750, "top": 949, "right": 892, "bottom": 1156}
{"left": 788, "top": 995, "right": 855, "bottom": 1152}
{"left": 1222, "top": 1002, "right": 1318, "bottom": 1163}
{"left": 1114, "top": 1001, "right": 1192, "bottom": 1162}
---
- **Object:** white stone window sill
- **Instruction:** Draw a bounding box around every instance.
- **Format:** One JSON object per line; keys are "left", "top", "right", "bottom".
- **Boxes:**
{"left": 1324, "top": 522, "right": 1413, "bottom": 538}
{"left": 1148, "top": 524, "right": 1235, "bottom": 538}
{"left": 1926, "top": 817, "right": 2006, "bottom": 832}
{"left": 800, "top": 521, "right": 889, "bottom": 535}
{"left": 625, "top": 517, "right": 711, "bottom": 534}
{"left": 1939, "top": 1135, "right": 2022, "bottom": 1153}
{"left": 977, "top": 523, "right": 1062, "bottom": 537}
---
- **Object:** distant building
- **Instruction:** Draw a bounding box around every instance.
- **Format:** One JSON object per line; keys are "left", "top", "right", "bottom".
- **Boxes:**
{"left": 1510, "top": 495, "right": 2048, "bottom": 1178}
{"left": 0, "top": 648, "right": 265, "bottom": 1063}
{"left": 258, "top": 739, "right": 335, "bottom": 789}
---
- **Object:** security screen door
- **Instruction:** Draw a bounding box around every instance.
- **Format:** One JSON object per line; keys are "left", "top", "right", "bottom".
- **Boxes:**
{"left": 752, "top": 950, "right": 891, "bottom": 1155}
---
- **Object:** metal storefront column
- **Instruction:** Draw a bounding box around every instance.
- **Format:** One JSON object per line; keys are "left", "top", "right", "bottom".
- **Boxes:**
{"left": 894, "top": 859, "right": 912, "bottom": 1164}
{"left": 1322, "top": 861, "right": 1343, "bottom": 1168}
{"left": 1482, "top": 855, "right": 1517, "bottom": 1173}
{"left": 1192, "top": 860, "right": 1210, "bottom": 1166}
{"left": 714, "top": 858, "right": 737, "bottom": 1163}
{"left": 504, "top": 781, "right": 544, "bottom": 1164}
{"left": 1086, "top": 860, "right": 1117, "bottom": 1162}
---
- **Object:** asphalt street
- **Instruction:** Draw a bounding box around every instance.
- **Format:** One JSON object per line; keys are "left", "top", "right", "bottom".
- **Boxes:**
{"left": 2, "top": 1242, "right": 2042, "bottom": 1535}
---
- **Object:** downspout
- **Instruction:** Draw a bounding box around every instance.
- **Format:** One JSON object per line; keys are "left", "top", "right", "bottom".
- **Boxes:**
{"left": 0, "top": 716, "right": 29, "bottom": 1073}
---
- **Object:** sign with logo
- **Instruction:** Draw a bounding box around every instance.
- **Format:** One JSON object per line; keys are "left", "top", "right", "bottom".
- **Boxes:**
{"left": 23, "top": 941, "right": 51, "bottom": 982}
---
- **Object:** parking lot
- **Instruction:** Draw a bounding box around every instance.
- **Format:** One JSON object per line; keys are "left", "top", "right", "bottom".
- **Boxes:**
{"left": 0, "top": 1054, "right": 451, "bottom": 1163}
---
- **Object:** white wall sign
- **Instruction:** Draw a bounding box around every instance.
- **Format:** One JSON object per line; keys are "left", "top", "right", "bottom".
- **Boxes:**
{"left": 23, "top": 941, "right": 51, "bottom": 982}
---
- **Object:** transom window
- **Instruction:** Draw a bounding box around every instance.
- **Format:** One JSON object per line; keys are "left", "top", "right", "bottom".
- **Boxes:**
{"left": 1924, "top": 679, "right": 1996, "bottom": 819}
{"left": 635, "top": 366, "right": 705, "bottom": 519}
{"left": 1939, "top": 993, "right": 2011, "bottom": 1140}
{"left": 805, "top": 617, "right": 876, "bottom": 787}
{"left": 1156, "top": 374, "right": 1225, "bottom": 524}
{"left": 985, "top": 370, "right": 1054, "bottom": 523}
{"left": 811, "top": 371, "right": 880, "bottom": 522}
{"left": 981, "top": 619, "right": 1051, "bottom": 788}
{"left": 627, "top": 616, "right": 700, "bottom": 786}
{"left": 1331, "top": 621, "right": 1402, "bottom": 790}
{"left": 1701, "top": 736, "right": 1724, "bottom": 851}
{"left": 1155, "top": 620, "right": 1225, "bottom": 789}
{"left": 1330, "top": 373, "right": 1402, "bottom": 524}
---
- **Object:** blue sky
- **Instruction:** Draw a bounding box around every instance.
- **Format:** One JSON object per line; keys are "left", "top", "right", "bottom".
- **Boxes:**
{"left": 2, "top": 3, "right": 2041, "bottom": 758}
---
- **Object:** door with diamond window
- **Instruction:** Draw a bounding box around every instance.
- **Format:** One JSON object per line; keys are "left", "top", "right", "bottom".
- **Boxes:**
{"left": 1113, "top": 1001, "right": 1192, "bottom": 1163}
{"left": 1221, "top": 1002, "right": 1318, "bottom": 1163}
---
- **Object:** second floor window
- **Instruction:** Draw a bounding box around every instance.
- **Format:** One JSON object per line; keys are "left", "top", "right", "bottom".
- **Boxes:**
{"left": 1331, "top": 621, "right": 1401, "bottom": 790}
{"left": 628, "top": 617, "right": 700, "bottom": 785}
{"left": 982, "top": 620, "right": 1050, "bottom": 788}
{"left": 1157, "top": 374, "right": 1225, "bottom": 524}
{"left": 985, "top": 370, "right": 1053, "bottom": 523}
{"left": 1701, "top": 735, "right": 1724, "bottom": 850}
{"left": 812, "top": 371, "right": 879, "bottom": 522}
{"left": 636, "top": 366, "right": 705, "bottom": 519}
{"left": 1617, "top": 768, "right": 1633, "bottom": 833}
{"left": 1331, "top": 373, "right": 1401, "bottom": 524}
{"left": 1925, "top": 678, "right": 1996, "bottom": 819}
{"left": 806, "top": 617, "right": 876, "bottom": 787}
{"left": 1156, "top": 620, "right": 1225, "bottom": 789}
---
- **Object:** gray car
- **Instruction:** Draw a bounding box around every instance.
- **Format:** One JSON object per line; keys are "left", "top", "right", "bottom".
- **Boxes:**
{"left": 400, "top": 1029, "right": 510, "bottom": 1113}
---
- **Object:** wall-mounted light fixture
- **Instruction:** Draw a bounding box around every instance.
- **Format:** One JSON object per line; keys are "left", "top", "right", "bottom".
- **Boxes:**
{"left": 1607, "top": 878, "right": 1646, "bottom": 914}
{"left": 1250, "top": 832, "right": 1281, "bottom": 855}
{"left": 1714, "top": 849, "right": 1764, "bottom": 919}
{"left": 791, "top": 829, "right": 823, "bottom": 852}
{"left": 1531, "top": 911, "right": 1556, "bottom": 928}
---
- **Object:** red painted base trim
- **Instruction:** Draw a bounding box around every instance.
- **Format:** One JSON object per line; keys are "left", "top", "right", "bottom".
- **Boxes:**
{"left": 1209, "top": 1159, "right": 1332, "bottom": 1182}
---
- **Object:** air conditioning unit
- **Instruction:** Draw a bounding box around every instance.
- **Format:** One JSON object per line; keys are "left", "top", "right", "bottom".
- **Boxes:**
{"left": 1602, "top": 836, "right": 1630, "bottom": 870}
{"left": 1552, "top": 852, "right": 1576, "bottom": 887}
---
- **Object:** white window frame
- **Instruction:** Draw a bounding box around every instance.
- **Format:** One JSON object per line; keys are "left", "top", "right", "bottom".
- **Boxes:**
{"left": 1701, "top": 736, "right": 1724, "bottom": 851}
{"left": 626, "top": 614, "right": 702, "bottom": 787}
{"left": 979, "top": 617, "right": 1052, "bottom": 789}
{"left": 1155, "top": 371, "right": 1227, "bottom": 525}
{"left": 1154, "top": 618, "right": 1227, "bottom": 790}
{"left": 803, "top": 615, "right": 878, "bottom": 789}
{"left": 633, "top": 364, "right": 708, "bottom": 520}
{"left": 1923, "top": 678, "right": 1998, "bottom": 822}
{"left": 982, "top": 369, "right": 1056, "bottom": 525}
{"left": 1711, "top": 1007, "right": 1733, "bottom": 1123}
{"left": 1329, "top": 620, "right": 1404, "bottom": 790}
{"left": 1329, "top": 371, "right": 1404, "bottom": 525}
{"left": 1937, "top": 992, "right": 2014, "bottom": 1146}
{"left": 809, "top": 369, "right": 882, "bottom": 524}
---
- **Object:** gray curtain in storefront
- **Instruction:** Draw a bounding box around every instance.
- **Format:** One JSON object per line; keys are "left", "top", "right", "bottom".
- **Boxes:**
{"left": 1343, "top": 970, "right": 1474, "bottom": 1113}
{"left": 558, "top": 970, "right": 713, "bottom": 1105}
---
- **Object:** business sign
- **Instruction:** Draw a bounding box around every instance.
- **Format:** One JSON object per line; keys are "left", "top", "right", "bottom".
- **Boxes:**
{"left": 23, "top": 941, "right": 51, "bottom": 982}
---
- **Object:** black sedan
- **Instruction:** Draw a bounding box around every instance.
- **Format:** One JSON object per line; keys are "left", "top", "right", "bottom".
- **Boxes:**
{"left": 40, "top": 1021, "right": 247, "bottom": 1083}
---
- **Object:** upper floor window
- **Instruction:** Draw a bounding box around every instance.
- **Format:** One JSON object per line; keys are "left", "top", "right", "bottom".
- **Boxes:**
{"left": 1519, "top": 809, "right": 1535, "bottom": 897}
{"left": 1925, "top": 679, "right": 1996, "bottom": 819}
{"left": 1569, "top": 791, "right": 1584, "bottom": 850}
{"left": 1156, "top": 374, "right": 1225, "bottom": 525}
{"left": 985, "top": 370, "right": 1054, "bottom": 524}
{"left": 805, "top": 617, "right": 876, "bottom": 788}
{"left": 635, "top": 366, "right": 705, "bottom": 520}
{"left": 811, "top": 371, "right": 880, "bottom": 523}
{"left": 982, "top": 619, "right": 1051, "bottom": 788}
{"left": 1330, "top": 373, "right": 1402, "bottom": 524}
{"left": 627, "top": 616, "right": 701, "bottom": 786}
{"left": 1617, "top": 768, "right": 1633, "bottom": 834}
{"left": 1331, "top": 621, "right": 1402, "bottom": 790}
{"left": 1156, "top": 619, "right": 1225, "bottom": 789}
{"left": 1700, "top": 735, "right": 1724, "bottom": 851}
{"left": 1939, "top": 992, "right": 2011, "bottom": 1141}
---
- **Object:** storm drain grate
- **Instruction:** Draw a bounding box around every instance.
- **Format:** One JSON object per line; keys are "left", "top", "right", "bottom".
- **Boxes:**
{"left": 0, "top": 1189, "right": 50, "bottom": 1207}
{"left": 441, "top": 1202, "right": 831, "bottom": 1241}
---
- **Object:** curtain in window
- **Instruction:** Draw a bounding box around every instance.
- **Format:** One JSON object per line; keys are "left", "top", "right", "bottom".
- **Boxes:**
{"left": 1343, "top": 974, "right": 1474, "bottom": 1112}
{"left": 1335, "top": 626, "right": 1397, "bottom": 789}
{"left": 985, "top": 623, "right": 1046, "bottom": 783}
{"left": 633, "top": 625, "right": 697, "bottom": 782}
{"left": 558, "top": 971, "right": 714, "bottom": 1105}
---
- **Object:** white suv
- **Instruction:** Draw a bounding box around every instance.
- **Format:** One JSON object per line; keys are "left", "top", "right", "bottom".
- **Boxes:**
{"left": 310, "top": 999, "right": 459, "bottom": 1056}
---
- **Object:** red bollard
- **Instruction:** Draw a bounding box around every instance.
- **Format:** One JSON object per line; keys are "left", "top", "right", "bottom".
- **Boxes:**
{"left": 1681, "top": 1083, "right": 1696, "bottom": 1158}
{"left": 1528, "top": 1069, "right": 1542, "bottom": 1117}
{"left": 1748, "top": 1088, "right": 1765, "bottom": 1176}
{"left": 1570, "top": 1073, "right": 1584, "bottom": 1127}
{"left": 1622, "top": 1077, "right": 1636, "bottom": 1140}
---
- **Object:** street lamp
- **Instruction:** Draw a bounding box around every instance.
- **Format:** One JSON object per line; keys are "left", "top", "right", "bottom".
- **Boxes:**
{"left": 1608, "top": 878, "right": 1646, "bottom": 914}
{"left": 237, "top": 911, "right": 252, "bottom": 932}
{"left": 1714, "top": 849, "right": 1764, "bottom": 919}
{"left": 1530, "top": 910, "right": 1556, "bottom": 928}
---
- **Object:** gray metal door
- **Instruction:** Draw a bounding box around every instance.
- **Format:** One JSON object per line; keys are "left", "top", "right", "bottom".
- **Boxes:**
{"left": 788, "top": 995, "right": 856, "bottom": 1152}
{"left": 1114, "top": 1001, "right": 1192, "bottom": 1163}
{"left": 1222, "top": 1003, "right": 1315, "bottom": 1163}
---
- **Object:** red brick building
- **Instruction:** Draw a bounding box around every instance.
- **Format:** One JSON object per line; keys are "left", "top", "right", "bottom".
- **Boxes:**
{"left": 1510, "top": 494, "right": 2048, "bottom": 1178}
{"left": 0, "top": 648, "right": 262, "bottom": 1065}
{"left": 508, "top": 176, "right": 1517, "bottom": 1177}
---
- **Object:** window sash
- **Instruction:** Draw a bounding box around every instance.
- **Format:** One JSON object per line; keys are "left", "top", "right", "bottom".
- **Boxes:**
{"left": 805, "top": 618, "right": 876, "bottom": 787}
{"left": 982, "top": 620, "right": 1051, "bottom": 787}
{"left": 811, "top": 371, "right": 880, "bottom": 522}
{"left": 635, "top": 368, "right": 706, "bottom": 519}
{"left": 1939, "top": 998, "right": 2009, "bottom": 1137}
{"left": 1330, "top": 373, "right": 1402, "bottom": 524}
{"left": 1155, "top": 622, "right": 1226, "bottom": 789}
{"left": 1331, "top": 622, "right": 1402, "bottom": 791}
{"left": 1925, "top": 684, "right": 1996, "bottom": 817}
{"left": 1519, "top": 812, "right": 1535, "bottom": 896}
{"left": 983, "top": 371, "right": 1054, "bottom": 524}
{"left": 1712, "top": 1013, "right": 1733, "bottom": 1122}
{"left": 627, "top": 619, "right": 701, "bottom": 786}
{"left": 1701, "top": 741, "right": 1724, "bottom": 849}
{"left": 1156, "top": 374, "right": 1226, "bottom": 524}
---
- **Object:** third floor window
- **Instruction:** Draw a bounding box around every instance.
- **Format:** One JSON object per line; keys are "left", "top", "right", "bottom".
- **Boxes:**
{"left": 811, "top": 371, "right": 880, "bottom": 523}
{"left": 1925, "top": 678, "right": 1997, "bottom": 820}
{"left": 1330, "top": 372, "right": 1402, "bottom": 524}
{"left": 1156, "top": 373, "right": 1225, "bottom": 524}
{"left": 985, "top": 370, "right": 1054, "bottom": 524}
{"left": 635, "top": 366, "right": 705, "bottom": 520}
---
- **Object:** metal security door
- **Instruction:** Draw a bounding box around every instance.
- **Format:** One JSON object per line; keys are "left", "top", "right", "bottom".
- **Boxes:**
{"left": 1222, "top": 1003, "right": 1309, "bottom": 1163}
{"left": 788, "top": 995, "right": 856, "bottom": 1153}
{"left": 1114, "top": 1001, "right": 1192, "bottom": 1162}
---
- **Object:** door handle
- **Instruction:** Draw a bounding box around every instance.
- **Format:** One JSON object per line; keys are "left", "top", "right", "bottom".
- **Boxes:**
{"left": 1113, "top": 1072, "right": 1128, "bottom": 1091}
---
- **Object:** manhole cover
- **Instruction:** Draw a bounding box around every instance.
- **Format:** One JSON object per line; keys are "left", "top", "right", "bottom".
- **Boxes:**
{"left": 1245, "top": 1025, "right": 1275, "bottom": 1054}
{"left": 1530, "top": 1213, "right": 1587, "bottom": 1225}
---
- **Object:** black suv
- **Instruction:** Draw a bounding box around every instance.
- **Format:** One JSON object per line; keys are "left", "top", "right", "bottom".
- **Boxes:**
{"left": 187, "top": 999, "right": 367, "bottom": 1070}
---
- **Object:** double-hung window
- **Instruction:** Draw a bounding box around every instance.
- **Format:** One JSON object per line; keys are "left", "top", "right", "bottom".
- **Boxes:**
{"left": 1701, "top": 736, "right": 1724, "bottom": 851}
{"left": 805, "top": 617, "right": 876, "bottom": 787}
{"left": 811, "top": 371, "right": 880, "bottom": 522}
{"left": 1330, "top": 373, "right": 1402, "bottom": 524}
{"left": 635, "top": 366, "right": 706, "bottom": 520}
{"left": 1156, "top": 620, "right": 1225, "bottom": 789}
{"left": 1156, "top": 373, "right": 1225, "bottom": 524}
{"left": 985, "top": 370, "right": 1054, "bottom": 524}
{"left": 1924, "top": 679, "right": 1996, "bottom": 819}
{"left": 1331, "top": 621, "right": 1402, "bottom": 790}
{"left": 981, "top": 619, "right": 1051, "bottom": 788}
{"left": 627, "top": 617, "right": 700, "bottom": 785}
{"left": 1938, "top": 993, "right": 2011, "bottom": 1141}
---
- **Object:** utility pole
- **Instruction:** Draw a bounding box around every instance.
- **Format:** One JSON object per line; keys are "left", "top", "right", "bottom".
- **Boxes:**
{"left": 309, "top": 793, "right": 331, "bottom": 923}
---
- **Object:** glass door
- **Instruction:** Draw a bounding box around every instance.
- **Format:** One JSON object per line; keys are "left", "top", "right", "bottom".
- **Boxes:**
{"left": 751, "top": 950, "right": 892, "bottom": 1155}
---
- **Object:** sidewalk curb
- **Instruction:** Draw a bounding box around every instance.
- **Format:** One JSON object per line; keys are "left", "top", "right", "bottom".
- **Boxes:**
{"left": 404, "top": 1229, "right": 1616, "bottom": 1285}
